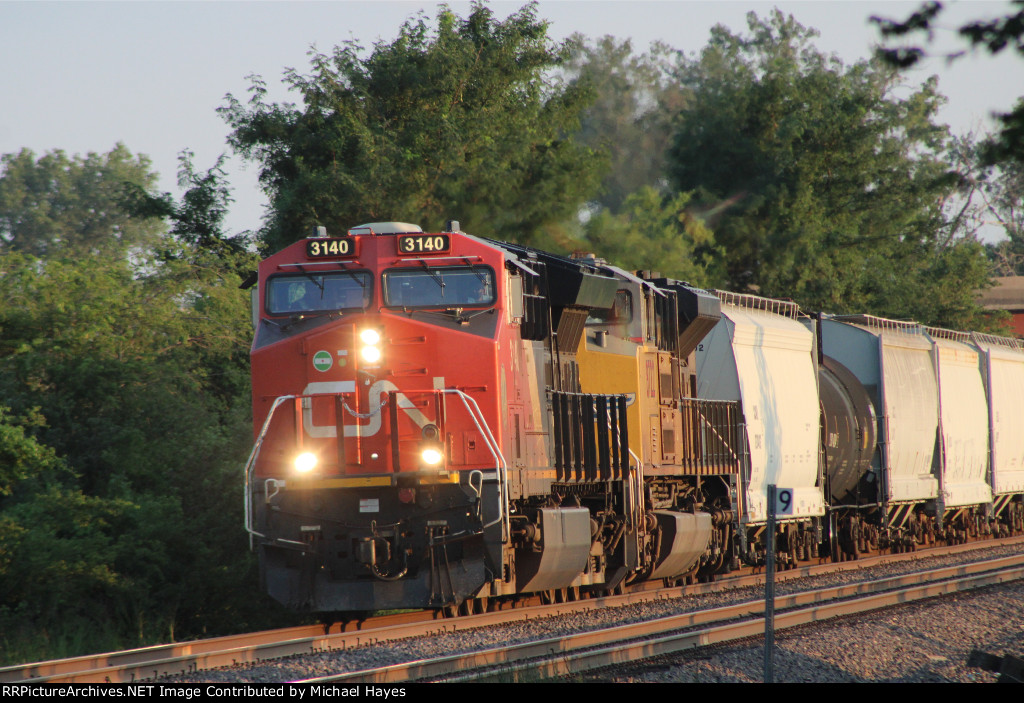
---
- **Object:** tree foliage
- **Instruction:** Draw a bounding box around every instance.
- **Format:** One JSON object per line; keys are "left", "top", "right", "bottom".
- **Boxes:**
{"left": 872, "top": 0, "right": 1024, "bottom": 166}
{"left": 565, "top": 36, "right": 686, "bottom": 212}
{"left": 0, "top": 246, "right": 268, "bottom": 655}
{"left": 581, "top": 187, "right": 718, "bottom": 286}
{"left": 220, "top": 2, "right": 604, "bottom": 252}
{"left": 665, "top": 10, "right": 991, "bottom": 328}
{"left": 0, "top": 141, "right": 280, "bottom": 660}
{"left": 0, "top": 145, "right": 165, "bottom": 257}
{"left": 129, "top": 150, "right": 255, "bottom": 272}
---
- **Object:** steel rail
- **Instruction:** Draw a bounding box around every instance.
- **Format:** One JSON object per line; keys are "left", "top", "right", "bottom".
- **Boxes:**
{"left": 293, "top": 555, "right": 1024, "bottom": 684}
{"left": 7, "top": 537, "right": 1023, "bottom": 684}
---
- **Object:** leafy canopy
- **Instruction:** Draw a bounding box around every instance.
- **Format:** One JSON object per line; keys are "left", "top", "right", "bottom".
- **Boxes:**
{"left": 872, "top": 1, "right": 1024, "bottom": 166}
{"left": 565, "top": 36, "right": 686, "bottom": 212}
{"left": 666, "top": 10, "right": 992, "bottom": 328}
{"left": 0, "top": 145, "right": 165, "bottom": 257}
{"left": 581, "top": 186, "right": 719, "bottom": 286}
{"left": 221, "top": 1, "right": 604, "bottom": 252}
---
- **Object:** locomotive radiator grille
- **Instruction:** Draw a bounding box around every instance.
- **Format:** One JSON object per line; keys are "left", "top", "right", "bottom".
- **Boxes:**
{"left": 551, "top": 391, "right": 629, "bottom": 481}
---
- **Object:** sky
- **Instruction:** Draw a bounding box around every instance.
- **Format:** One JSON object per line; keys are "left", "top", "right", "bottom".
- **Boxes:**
{"left": 2, "top": 0, "right": 1022, "bottom": 236}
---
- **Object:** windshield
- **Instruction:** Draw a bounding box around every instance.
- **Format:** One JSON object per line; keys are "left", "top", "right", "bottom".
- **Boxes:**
{"left": 266, "top": 271, "right": 372, "bottom": 315}
{"left": 383, "top": 266, "right": 495, "bottom": 308}
{"left": 586, "top": 289, "right": 632, "bottom": 326}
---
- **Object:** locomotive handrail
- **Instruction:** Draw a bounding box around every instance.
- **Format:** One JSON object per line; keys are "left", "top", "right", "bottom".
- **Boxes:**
{"left": 242, "top": 389, "right": 510, "bottom": 547}
{"left": 243, "top": 394, "right": 299, "bottom": 546}
{"left": 439, "top": 388, "right": 510, "bottom": 541}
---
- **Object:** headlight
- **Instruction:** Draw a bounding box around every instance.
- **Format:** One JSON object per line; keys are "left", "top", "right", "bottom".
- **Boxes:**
{"left": 294, "top": 451, "right": 318, "bottom": 473}
{"left": 421, "top": 448, "right": 444, "bottom": 466}
{"left": 360, "top": 345, "right": 382, "bottom": 363}
{"left": 359, "top": 328, "right": 382, "bottom": 364}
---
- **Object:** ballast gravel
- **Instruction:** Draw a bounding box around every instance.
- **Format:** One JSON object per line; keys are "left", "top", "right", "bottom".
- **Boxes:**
{"left": 162, "top": 543, "right": 1024, "bottom": 683}
{"left": 584, "top": 579, "right": 1024, "bottom": 683}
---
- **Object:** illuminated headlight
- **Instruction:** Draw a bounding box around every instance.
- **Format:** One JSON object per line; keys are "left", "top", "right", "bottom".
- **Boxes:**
{"left": 359, "top": 328, "right": 382, "bottom": 364}
{"left": 294, "top": 452, "right": 318, "bottom": 473}
{"left": 360, "top": 345, "right": 382, "bottom": 363}
{"left": 421, "top": 448, "right": 444, "bottom": 466}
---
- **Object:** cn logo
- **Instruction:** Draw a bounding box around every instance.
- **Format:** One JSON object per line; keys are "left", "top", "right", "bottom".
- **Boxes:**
{"left": 300, "top": 379, "right": 442, "bottom": 438}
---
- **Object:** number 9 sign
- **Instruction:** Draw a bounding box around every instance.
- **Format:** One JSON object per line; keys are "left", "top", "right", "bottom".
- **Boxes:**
{"left": 775, "top": 488, "right": 794, "bottom": 515}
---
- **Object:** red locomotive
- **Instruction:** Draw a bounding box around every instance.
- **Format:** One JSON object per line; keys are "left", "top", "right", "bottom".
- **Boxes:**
{"left": 244, "top": 221, "right": 732, "bottom": 613}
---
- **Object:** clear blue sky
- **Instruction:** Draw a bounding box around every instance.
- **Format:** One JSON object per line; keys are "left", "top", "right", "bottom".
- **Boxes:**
{"left": 2, "top": 1, "right": 1021, "bottom": 235}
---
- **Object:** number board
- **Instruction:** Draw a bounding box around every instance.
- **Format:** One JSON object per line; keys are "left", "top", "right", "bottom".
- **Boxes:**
{"left": 774, "top": 488, "right": 795, "bottom": 516}
{"left": 397, "top": 234, "right": 451, "bottom": 255}
{"left": 306, "top": 238, "right": 356, "bottom": 259}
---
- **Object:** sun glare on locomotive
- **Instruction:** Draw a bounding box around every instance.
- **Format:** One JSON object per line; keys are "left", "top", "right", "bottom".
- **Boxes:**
{"left": 293, "top": 451, "right": 318, "bottom": 473}
{"left": 421, "top": 448, "right": 443, "bottom": 466}
{"left": 359, "top": 328, "right": 382, "bottom": 363}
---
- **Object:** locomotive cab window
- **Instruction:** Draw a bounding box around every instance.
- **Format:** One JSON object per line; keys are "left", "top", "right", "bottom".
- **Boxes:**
{"left": 266, "top": 271, "right": 372, "bottom": 315}
{"left": 383, "top": 266, "right": 496, "bottom": 309}
{"left": 586, "top": 289, "right": 633, "bottom": 326}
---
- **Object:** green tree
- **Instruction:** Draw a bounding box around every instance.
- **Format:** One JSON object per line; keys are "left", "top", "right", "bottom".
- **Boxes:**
{"left": 0, "top": 145, "right": 165, "bottom": 257}
{"left": 126, "top": 150, "right": 256, "bottom": 276}
{"left": 581, "top": 186, "right": 719, "bottom": 285}
{"left": 566, "top": 36, "right": 687, "bottom": 212}
{"left": 220, "top": 2, "right": 604, "bottom": 252}
{"left": 0, "top": 403, "right": 140, "bottom": 660}
{"left": 665, "top": 10, "right": 992, "bottom": 328}
{"left": 0, "top": 246, "right": 272, "bottom": 657}
{"left": 984, "top": 144, "right": 1024, "bottom": 274}
{"left": 872, "top": 1, "right": 1024, "bottom": 165}
{"left": 942, "top": 128, "right": 1024, "bottom": 275}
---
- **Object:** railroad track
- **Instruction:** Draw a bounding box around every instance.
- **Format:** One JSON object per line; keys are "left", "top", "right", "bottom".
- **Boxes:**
{"left": 5, "top": 536, "right": 1023, "bottom": 684}
{"left": 302, "top": 553, "right": 1024, "bottom": 683}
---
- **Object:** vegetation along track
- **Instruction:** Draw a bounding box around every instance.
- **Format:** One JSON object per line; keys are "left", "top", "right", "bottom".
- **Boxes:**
{"left": 5, "top": 536, "right": 1023, "bottom": 684}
